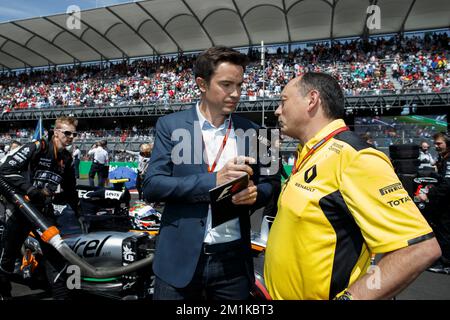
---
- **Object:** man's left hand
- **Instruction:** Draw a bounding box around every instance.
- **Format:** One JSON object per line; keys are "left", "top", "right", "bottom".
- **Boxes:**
{"left": 417, "top": 193, "right": 428, "bottom": 202}
{"left": 232, "top": 180, "right": 257, "bottom": 206}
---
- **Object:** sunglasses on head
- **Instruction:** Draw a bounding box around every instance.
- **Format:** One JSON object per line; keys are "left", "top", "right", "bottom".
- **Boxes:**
{"left": 57, "top": 129, "right": 78, "bottom": 138}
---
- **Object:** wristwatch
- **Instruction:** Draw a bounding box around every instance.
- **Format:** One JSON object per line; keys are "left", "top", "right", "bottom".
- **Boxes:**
{"left": 334, "top": 290, "right": 353, "bottom": 300}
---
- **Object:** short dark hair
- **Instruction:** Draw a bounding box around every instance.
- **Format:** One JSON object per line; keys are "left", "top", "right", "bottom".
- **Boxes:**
{"left": 433, "top": 132, "right": 450, "bottom": 144}
{"left": 10, "top": 140, "right": 21, "bottom": 147}
{"left": 193, "top": 46, "right": 249, "bottom": 84}
{"left": 297, "top": 72, "right": 345, "bottom": 119}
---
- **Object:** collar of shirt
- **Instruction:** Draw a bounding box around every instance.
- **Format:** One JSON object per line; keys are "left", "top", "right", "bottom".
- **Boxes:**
{"left": 196, "top": 102, "right": 232, "bottom": 134}
{"left": 297, "top": 119, "right": 347, "bottom": 161}
{"left": 195, "top": 102, "right": 237, "bottom": 171}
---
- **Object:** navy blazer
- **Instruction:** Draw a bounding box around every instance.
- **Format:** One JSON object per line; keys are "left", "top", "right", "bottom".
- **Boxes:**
{"left": 143, "top": 106, "right": 275, "bottom": 288}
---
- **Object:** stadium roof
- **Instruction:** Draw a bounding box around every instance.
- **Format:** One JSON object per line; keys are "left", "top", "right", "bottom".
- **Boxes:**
{"left": 0, "top": 0, "right": 449, "bottom": 69}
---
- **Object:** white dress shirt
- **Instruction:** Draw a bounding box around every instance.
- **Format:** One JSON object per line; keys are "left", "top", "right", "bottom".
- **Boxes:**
{"left": 196, "top": 103, "right": 241, "bottom": 244}
{"left": 88, "top": 146, "right": 109, "bottom": 165}
{"left": 72, "top": 148, "right": 81, "bottom": 160}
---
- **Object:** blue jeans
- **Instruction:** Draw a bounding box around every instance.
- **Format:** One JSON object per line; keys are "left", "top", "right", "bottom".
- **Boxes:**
{"left": 154, "top": 243, "right": 250, "bottom": 300}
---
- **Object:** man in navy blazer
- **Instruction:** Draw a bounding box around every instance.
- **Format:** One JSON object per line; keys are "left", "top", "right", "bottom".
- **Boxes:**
{"left": 143, "top": 46, "right": 276, "bottom": 300}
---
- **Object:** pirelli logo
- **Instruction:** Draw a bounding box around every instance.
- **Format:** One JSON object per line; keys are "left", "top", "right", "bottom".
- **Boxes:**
{"left": 379, "top": 182, "right": 403, "bottom": 196}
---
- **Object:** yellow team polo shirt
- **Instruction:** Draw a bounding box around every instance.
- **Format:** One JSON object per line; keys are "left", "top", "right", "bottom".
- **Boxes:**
{"left": 264, "top": 119, "right": 434, "bottom": 300}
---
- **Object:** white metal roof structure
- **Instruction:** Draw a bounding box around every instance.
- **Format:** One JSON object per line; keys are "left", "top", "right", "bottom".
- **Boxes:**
{"left": 0, "top": 0, "right": 449, "bottom": 69}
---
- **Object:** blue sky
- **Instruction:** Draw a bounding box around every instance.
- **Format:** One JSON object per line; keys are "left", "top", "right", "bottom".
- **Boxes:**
{"left": 0, "top": 0, "right": 132, "bottom": 23}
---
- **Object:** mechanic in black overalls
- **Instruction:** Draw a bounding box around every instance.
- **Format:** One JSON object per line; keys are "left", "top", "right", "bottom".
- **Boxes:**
{"left": 418, "top": 132, "right": 450, "bottom": 272}
{"left": 0, "top": 116, "right": 79, "bottom": 299}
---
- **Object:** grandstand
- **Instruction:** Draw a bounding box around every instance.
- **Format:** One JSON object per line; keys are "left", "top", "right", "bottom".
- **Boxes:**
{"left": 0, "top": 0, "right": 449, "bottom": 156}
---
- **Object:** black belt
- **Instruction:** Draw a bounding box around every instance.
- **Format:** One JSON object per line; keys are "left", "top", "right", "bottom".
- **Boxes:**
{"left": 202, "top": 239, "right": 242, "bottom": 255}
{"left": 93, "top": 160, "right": 105, "bottom": 165}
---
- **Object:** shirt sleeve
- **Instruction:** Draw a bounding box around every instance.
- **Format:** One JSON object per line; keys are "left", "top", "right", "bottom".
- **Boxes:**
{"left": 340, "top": 148, "right": 434, "bottom": 254}
{"left": 125, "top": 150, "right": 139, "bottom": 156}
{"left": 0, "top": 141, "right": 40, "bottom": 195}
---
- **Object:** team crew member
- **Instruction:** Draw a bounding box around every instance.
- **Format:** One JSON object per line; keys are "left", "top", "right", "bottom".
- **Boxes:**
{"left": 0, "top": 116, "right": 79, "bottom": 299}
{"left": 418, "top": 132, "right": 450, "bottom": 269}
{"left": 72, "top": 145, "right": 81, "bottom": 179}
{"left": 418, "top": 141, "right": 436, "bottom": 173}
{"left": 264, "top": 73, "right": 441, "bottom": 300}
{"left": 88, "top": 140, "right": 109, "bottom": 187}
{"left": 121, "top": 143, "right": 152, "bottom": 200}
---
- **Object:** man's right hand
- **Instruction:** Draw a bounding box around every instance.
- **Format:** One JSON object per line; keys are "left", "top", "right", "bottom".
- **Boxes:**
{"left": 216, "top": 156, "right": 255, "bottom": 186}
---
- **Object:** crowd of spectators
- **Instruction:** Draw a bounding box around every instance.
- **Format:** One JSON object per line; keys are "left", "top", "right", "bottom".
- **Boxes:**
{"left": 0, "top": 55, "right": 200, "bottom": 113}
{"left": 0, "top": 32, "right": 448, "bottom": 113}
{"left": 354, "top": 115, "right": 447, "bottom": 149}
{"left": 0, "top": 126, "right": 156, "bottom": 159}
{"left": 393, "top": 54, "right": 449, "bottom": 93}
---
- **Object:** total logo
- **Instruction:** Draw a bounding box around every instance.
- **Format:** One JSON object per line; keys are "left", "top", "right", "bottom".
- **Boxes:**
{"left": 387, "top": 196, "right": 411, "bottom": 207}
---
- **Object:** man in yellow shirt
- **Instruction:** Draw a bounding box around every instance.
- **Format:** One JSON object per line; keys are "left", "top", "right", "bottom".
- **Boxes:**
{"left": 264, "top": 72, "right": 441, "bottom": 300}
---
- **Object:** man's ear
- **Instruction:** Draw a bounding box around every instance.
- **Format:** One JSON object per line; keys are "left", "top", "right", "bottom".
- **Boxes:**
{"left": 196, "top": 77, "right": 207, "bottom": 93}
{"left": 307, "top": 90, "right": 320, "bottom": 112}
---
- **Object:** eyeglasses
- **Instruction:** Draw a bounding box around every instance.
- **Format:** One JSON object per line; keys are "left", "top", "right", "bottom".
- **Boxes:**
{"left": 57, "top": 129, "right": 78, "bottom": 138}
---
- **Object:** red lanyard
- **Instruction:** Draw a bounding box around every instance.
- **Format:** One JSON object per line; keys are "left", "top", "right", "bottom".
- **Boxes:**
{"left": 203, "top": 118, "right": 233, "bottom": 173}
{"left": 291, "top": 126, "right": 349, "bottom": 175}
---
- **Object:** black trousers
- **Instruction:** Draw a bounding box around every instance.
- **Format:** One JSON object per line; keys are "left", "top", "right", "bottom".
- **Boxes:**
{"left": 0, "top": 208, "right": 69, "bottom": 299}
{"left": 427, "top": 202, "right": 450, "bottom": 261}
{"left": 89, "top": 162, "right": 107, "bottom": 187}
{"left": 433, "top": 218, "right": 450, "bottom": 261}
{"left": 73, "top": 159, "right": 80, "bottom": 179}
{"left": 153, "top": 240, "right": 250, "bottom": 300}
{"left": 136, "top": 173, "right": 144, "bottom": 200}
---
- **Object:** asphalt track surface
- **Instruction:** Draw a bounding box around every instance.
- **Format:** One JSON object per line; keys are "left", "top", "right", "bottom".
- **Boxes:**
{"left": 9, "top": 178, "right": 450, "bottom": 300}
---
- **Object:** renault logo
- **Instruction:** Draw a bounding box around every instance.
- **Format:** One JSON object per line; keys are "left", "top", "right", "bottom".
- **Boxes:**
{"left": 304, "top": 165, "right": 317, "bottom": 183}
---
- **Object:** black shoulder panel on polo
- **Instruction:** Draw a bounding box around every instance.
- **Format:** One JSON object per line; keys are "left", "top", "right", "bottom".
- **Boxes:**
{"left": 334, "top": 131, "right": 372, "bottom": 152}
